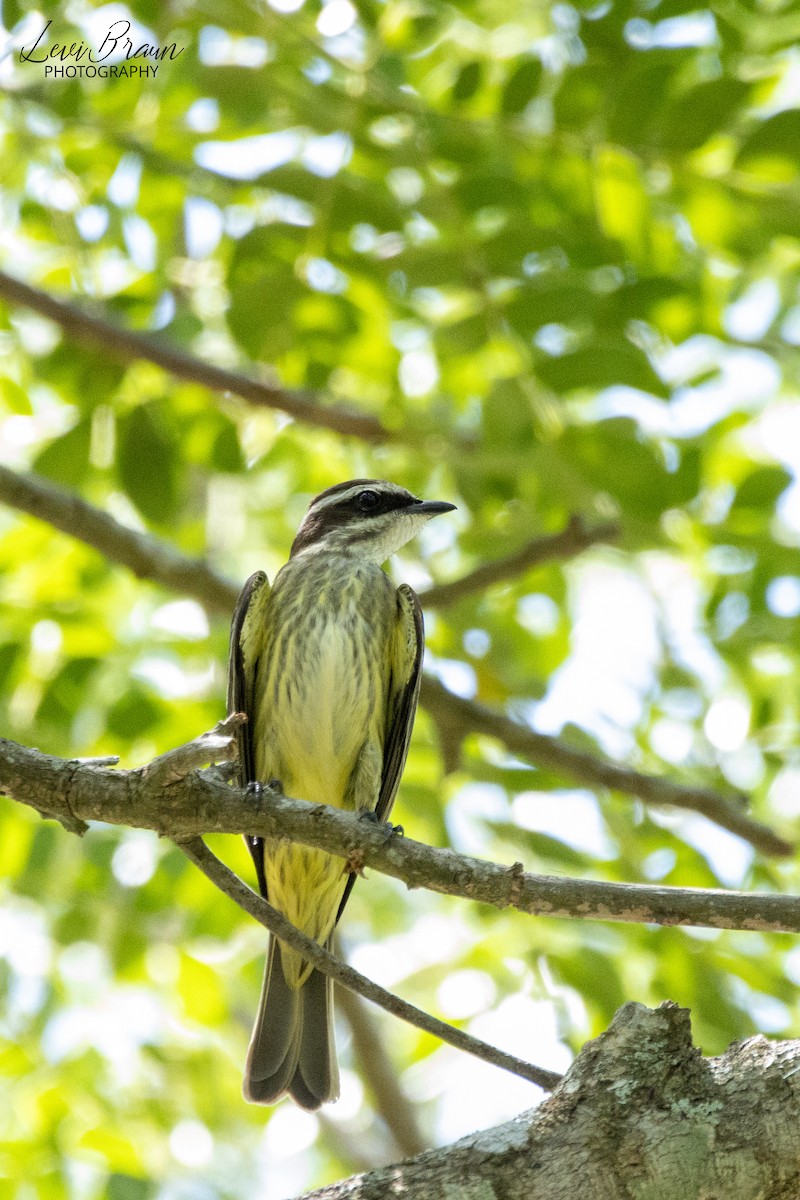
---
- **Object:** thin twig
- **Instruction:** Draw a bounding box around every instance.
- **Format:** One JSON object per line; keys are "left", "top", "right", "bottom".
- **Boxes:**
{"left": 2, "top": 734, "right": 799, "bottom": 932}
{"left": 178, "top": 836, "right": 562, "bottom": 1092}
{"left": 139, "top": 714, "right": 245, "bottom": 787}
{"left": 0, "top": 270, "right": 390, "bottom": 443}
{"left": 421, "top": 516, "right": 620, "bottom": 608}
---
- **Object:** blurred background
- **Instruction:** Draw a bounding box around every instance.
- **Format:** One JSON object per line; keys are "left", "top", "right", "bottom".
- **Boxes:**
{"left": 2, "top": 0, "right": 800, "bottom": 1195}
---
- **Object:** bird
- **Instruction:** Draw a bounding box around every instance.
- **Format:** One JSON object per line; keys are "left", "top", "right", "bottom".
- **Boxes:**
{"left": 227, "top": 479, "right": 456, "bottom": 1109}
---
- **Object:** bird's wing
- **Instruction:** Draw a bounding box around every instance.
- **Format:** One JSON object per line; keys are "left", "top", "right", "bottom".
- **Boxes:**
{"left": 336, "top": 583, "right": 423, "bottom": 923}
{"left": 228, "top": 570, "right": 271, "bottom": 897}
{"left": 376, "top": 583, "right": 424, "bottom": 824}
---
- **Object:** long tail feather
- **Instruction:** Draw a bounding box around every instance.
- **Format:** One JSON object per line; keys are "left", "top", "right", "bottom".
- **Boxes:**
{"left": 243, "top": 936, "right": 339, "bottom": 1110}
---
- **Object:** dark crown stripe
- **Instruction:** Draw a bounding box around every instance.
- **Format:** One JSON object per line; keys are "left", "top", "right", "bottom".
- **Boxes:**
{"left": 291, "top": 480, "right": 418, "bottom": 557}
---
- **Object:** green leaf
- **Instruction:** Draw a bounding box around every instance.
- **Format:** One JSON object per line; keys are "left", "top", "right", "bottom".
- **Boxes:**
{"left": 658, "top": 79, "right": 749, "bottom": 152}
{"left": 3, "top": 0, "right": 23, "bottom": 28}
{"left": 736, "top": 110, "right": 800, "bottom": 175}
{"left": 506, "top": 282, "right": 595, "bottom": 333}
{"left": 38, "top": 658, "right": 99, "bottom": 732}
{"left": 36, "top": 344, "right": 126, "bottom": 411}
{"left": 227, "top": 228, "right": 305, "bottom": 359}
{"left": 731, "top": 466, "right": 792, "bottom": 512}
{"left": 210, "top": 422, "right": 245, "bottom": 473}
{"left": 0, "top": 643, "right": 20, "bottom": 693}
{"left": 593, "top": 147, "right": 651, "bottom": 262}
{"left": 607, "top": 58, "right": 675, "bottom": 146}
{"left": 106, "top": 1173, "right": 153, "bottom": 1200}
{"left": 555, "top": 946, "right": 627, "bottom": 1016}
{"left": 34, "top": 419, "right": 93, "bottom": 489}
{"left": 452, "top": 61, "right": 483, "bottom": 104}
{"left": 106, "top": 688, "right": 162, "bottom": 739}
{"left": 501, "top": 58, "right": 543, "bottom": 116}
{"left": 483, "top": 378, "right": 536, "bottom": 449}
{"left": 487, "top": 822, "right": 589, "bottom": 869}
{"left": 0, "top": 377, "right": 32, "bottom": 414}
{"left": 553, "top": 62, "right": 604, "bottom": 130}
{"left": 560, "top": 418, "right": 700, "bottom": 516}
{"left": 116, "top": 404, "right": 180, "bottom": 524}
{"left": 536, "top": 343, "right": 668, "bottom": 397}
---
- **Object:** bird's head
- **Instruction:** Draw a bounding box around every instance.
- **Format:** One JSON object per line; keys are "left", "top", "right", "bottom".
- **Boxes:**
{"left": 290, "top": 480, "right": 456, "bottom": 562}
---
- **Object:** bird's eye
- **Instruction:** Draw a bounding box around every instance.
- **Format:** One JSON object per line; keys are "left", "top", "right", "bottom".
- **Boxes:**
{"left": 357, "top": 489, "right": 380, "bottom": 511}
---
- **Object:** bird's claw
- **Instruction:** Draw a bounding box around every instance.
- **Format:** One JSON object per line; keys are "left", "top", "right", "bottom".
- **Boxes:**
{"left": 359, "top": 811, "right": 403, "bottom": 839}
{"left": 246, "top": 778, "right": 282, "bottom": 799}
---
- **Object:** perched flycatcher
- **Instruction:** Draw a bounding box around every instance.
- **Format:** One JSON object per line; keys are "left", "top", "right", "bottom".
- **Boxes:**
{"left": 228, "top": 479, "right": 456, "bottom": 1109}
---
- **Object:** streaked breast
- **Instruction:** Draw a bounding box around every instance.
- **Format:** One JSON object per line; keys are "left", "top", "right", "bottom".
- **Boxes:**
{"left": 253, "top": 557, "right": 396, "bottom": 807}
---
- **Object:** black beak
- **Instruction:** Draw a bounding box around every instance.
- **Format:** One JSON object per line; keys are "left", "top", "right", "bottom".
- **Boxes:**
{"left": 412, "top": 499, "right": 457, "bottom": 516}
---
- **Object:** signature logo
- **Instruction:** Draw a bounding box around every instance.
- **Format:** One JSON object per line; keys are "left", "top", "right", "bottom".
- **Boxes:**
{"left": 19, "top": 18, "right": 184, "bottom": 77}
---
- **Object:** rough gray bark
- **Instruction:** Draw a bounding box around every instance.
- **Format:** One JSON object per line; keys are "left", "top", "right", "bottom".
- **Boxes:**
{"left": 305, "top": 1002, "right": 800, "bottom": 1200}
{"left": 2, "top": 729, "right": 800, "bottom": 934}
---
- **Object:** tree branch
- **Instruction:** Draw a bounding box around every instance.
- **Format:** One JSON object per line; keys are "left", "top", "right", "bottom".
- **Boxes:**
{"left": 421, "top": 515, "right": 620, "bottom": 608}
{"left": 0, "top": 469, "right": 617, "bottom": 618}
{"left": 419, "top": 678, "right": 792, "bottom": 858}
{"left": 178, "top": 836, "right": 561, "bottom": 1092}
{"left": 0, "top": 467, "right": 788, "bottom": 855}
{"left": 335, "top": 984, "right": 428, "bottom": 1159}
{"left": 1, "top": 730, "right": 799, "bottom": 934}
{"left": 0, "top": 270, "right": 391, "bottom": 443}
{"left": 0, "top": 463, "right": 237, "bottom": 616}
{"left": 299, "top": 1002, "right": 800, "bottom": 1200}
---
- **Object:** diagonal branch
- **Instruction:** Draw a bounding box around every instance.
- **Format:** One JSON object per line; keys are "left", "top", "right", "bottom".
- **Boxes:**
{"left": 0, "top": 468, "right": 617, "bottom": 618}
{"left": 419, "top": 678, "right": 792, "bottom": 859}
{"left": 421, "top": 515, "right": 620, "bottom": 608}
{"left": 1, "top": 730, "right": 799, "bottom": 933}
{"left": 335, "top": 984, "right": 428, "bottom": 1158}
{"left": 0, "top": 463, "right": 237, "bottom": 616}
{"left": 0, "top": 467, "right": 787, "bottom": 855}
{"left": 0, "top": 270, "right": 390, "bottom": 443}
{"left": 178, "top": 836, "right": 561, "bottom": 1091}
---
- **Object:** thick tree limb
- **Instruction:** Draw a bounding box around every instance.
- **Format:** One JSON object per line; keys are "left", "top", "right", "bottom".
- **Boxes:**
{"left": 178, "top": 836, "right": 561, "bottom": 1091}
{"left": 420, "top": 678, "right": 792, "bottom": 858}
{"left": 1, "top": 730, "right": 799, "bottom": 934}
{"left": 422, "top": 515, "right": 620, "bottom": 608}
{"left": 0, "top": 467, "right": 788, "bottom": 855}
{"left": 0, "top": 269, "right": 390, "bottom": 443}
{"left": 300, "top": 1002, "right": 800, "bottom": 1200}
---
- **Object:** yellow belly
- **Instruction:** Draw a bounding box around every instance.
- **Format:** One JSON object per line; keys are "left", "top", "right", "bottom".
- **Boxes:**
{"left": 252, "top": 557, "right": 395, "bottom": 985}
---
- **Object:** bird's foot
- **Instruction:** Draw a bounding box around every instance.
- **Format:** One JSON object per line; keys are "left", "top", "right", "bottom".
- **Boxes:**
{"left": 246, "top": 778, "right": 283, "bottom": 799}
{"left": 358, "top": 810, "right": 404, "bottom": 839}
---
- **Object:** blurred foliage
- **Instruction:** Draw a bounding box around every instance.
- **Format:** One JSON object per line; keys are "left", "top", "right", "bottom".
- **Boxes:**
{"left": 2, "top": 0, "right": 800, "bottom": 1195}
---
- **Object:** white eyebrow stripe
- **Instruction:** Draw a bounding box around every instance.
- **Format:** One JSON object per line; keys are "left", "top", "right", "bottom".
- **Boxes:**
{"left": 310, "top": 486, "right": 367, "bottom": 512}
{"left": 308, "top": 483, "right": 408, "bottom": 514}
